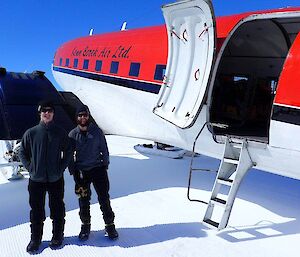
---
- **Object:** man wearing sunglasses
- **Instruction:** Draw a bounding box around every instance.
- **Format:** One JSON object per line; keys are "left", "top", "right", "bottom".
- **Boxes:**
{"left": 68, "top": 105, "right": 118, "bottom": 241}
{"left": 19, "top": 101, "right": 72, "bottom": 253}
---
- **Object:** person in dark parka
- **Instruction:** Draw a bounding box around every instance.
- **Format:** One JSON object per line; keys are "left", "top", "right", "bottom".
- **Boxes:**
{"left": 19, "top": 101, "right": 72, "bottom": 253}
{"left": 68, "top": 105, "right": 118, "bottom": 241}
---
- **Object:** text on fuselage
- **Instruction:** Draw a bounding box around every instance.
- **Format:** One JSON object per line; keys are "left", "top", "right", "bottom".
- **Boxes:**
{"left": 71, "top": 46, "right": 132, "bottom": 59}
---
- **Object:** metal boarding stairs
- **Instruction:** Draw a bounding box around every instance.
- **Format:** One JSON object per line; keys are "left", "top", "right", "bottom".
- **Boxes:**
{"left": 188, "top": 135, "right": 254, "bottom": 230}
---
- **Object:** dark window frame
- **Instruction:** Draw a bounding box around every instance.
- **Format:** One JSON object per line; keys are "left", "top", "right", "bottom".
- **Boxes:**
{"left": 73, "top": 58, "right": 78, "bottom": 68}
{"left": 129, "top": 62, "right": 141, "bottom": 77}
{"left": 59, "top": 58, "right": 63, "bottom": 66}
{"left": 154, "top": 64, "right": 166, "bottom": 81}
{"left": 95, "top": 60, "right": 103, "bottom": 72}
{"left": 65, "top": 58, "right": 70, "bottom": 67}
{"left": 83, "top": 59, "right": 89, "bottom": 69}
{"left": 110, "top": 61, "right": 119, "bottom": 74}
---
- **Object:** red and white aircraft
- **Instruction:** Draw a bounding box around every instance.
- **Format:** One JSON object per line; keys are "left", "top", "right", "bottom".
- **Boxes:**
{"left": 50, "top": 0, "right": 300, "bottom": 229}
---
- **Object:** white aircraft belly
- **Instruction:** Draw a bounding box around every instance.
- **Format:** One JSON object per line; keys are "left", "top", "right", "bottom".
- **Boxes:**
{"left": 53, "top": 70, "right": 300, "bottom": 181}
{"left": 53, "top": 70, "right": 191, "bottom": 145}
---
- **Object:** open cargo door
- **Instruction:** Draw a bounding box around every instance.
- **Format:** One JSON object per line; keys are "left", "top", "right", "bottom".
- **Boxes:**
{"left": 153, "top": 0, "right": 216, "bottom": 128}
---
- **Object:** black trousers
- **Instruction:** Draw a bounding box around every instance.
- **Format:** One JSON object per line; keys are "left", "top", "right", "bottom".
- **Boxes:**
{"left": 78, "top": 166, "right": 115, "bottom": 225}
{"left": 28, "top": 177, "right": 65, "bottom": 225}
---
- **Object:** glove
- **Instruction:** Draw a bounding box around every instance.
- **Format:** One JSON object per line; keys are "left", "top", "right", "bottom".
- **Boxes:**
{"left": 75, "top": 184, "right": 89, "bottom": 198}
{"left": 73, "top": 170, "right": 88, "bottom": 198}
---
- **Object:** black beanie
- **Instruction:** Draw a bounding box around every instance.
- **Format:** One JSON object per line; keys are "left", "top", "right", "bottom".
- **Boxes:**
{"left": 37, "top": 100, "right": 55, "bottom": 113}
{"left": 75, "top": 105, "right": 90, "bottom": 116}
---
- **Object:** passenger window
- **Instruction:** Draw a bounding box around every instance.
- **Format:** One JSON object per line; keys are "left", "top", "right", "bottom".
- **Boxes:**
{"left": 65, "top": 58, "right": 70, "bottom": 67}
{"left": 129, "top": 62, "right": 140, "bottom": 77}
{"left": 73, "top": 59, "right": 78, "bottom": 68}
{"left": 95, "top": 60, "right": 103, "bottom": 71}
{"left": 110, "top": 61, "right": 119, "bottom": 74}
{"left": 59, "top": 58, "right": 63, "bottom": 66}
{"left": 83, "top": 59, "right": 89, "bottom": 69}
{"left": 154, "top": 64, "right": 166, "bottom": 81}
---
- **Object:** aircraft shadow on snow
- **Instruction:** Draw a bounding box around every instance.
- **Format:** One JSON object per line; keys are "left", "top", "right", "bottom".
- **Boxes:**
{"left": 218, "top": 219, "right": 300, "bottom": 243}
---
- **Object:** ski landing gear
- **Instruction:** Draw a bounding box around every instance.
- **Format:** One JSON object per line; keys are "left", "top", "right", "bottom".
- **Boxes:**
{"left": 1, "top": 140, "right": 24, "bottom": 181}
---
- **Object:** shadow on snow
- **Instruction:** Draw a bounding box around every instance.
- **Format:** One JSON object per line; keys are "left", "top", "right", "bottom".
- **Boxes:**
{"left": 0, "top": 153, "right": 300, "bottom": 243}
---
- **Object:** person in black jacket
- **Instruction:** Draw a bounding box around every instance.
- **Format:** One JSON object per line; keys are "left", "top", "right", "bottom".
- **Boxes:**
{"left": 19, "top": 101, "right": 72, "bottom": 253}
{"left": 68, "top": 105, "right": 118, "bottom": 241}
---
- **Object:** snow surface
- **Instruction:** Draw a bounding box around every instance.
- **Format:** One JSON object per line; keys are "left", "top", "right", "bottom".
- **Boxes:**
{"left": 0, "top": 135, "right": 300, "bottom": 257}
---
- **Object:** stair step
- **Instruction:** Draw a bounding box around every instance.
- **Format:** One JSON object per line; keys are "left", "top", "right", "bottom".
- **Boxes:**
{"left": 224, "top": 158, "right": 239, "bottom": 165}
{"left": 203, "top": 219, "right": 219, "bottom": 229}
{"left": 211, "top": 197, "right": 226, "bottom": 206}
{"left": 232, "top": 144, "right": 242, "bottom": 149}
{"left": 217, "top": 178, "right": 233, "bottom": 186}
{"left": 201, "top": 138, "right": 253, "bottom": 230}
{"left": 191, "top": 168, "right": 212, "bottom": 172}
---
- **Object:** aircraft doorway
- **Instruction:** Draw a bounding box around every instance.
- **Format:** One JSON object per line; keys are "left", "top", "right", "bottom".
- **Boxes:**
{"left": 209, "top": 17, "right": 300, "bottom": 142}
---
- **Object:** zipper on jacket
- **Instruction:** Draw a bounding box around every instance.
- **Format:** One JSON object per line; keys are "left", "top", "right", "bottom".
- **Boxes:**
{"left": 45, "top": 131, "right": 49, "bottom": 182}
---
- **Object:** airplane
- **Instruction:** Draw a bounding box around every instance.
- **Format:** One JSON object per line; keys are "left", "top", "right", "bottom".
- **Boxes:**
{"left": 1, "top": 0, "right": 300, "bottom": 230}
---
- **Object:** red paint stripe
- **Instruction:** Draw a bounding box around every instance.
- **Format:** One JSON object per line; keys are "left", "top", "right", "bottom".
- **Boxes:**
{"left": 275, "top": 33, "right": 300, "bottom": 108}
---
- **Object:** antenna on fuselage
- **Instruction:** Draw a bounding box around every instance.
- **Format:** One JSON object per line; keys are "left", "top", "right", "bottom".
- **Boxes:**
{"left": 121, "top": 22, "right": 127, "bottom": 31}
{"left": 89, "top": 28, "right": 94, "bottom": 36}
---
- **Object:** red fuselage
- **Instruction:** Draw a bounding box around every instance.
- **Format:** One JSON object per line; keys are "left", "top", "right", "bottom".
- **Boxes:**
{"left": 53, "top": 7, "right": 300, "bottom": 109}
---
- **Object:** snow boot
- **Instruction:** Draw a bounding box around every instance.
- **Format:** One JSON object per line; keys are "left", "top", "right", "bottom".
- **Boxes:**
{"left": 26, "top": 240, "right": 41, "bottom": 253}
{"left": 105, "top": 223, "right": 118, "bottom": 240}
{"left": 49, "top": 236, "right": 64, "bottom": 248}
{"left": 26, "top": 223, "right": 43, "bottom": 253}
{"left": 78, "top": 223, "right": 91, "bottom": 241}
{"left": 49, "top": 221, "right": 64, "bottom": 248}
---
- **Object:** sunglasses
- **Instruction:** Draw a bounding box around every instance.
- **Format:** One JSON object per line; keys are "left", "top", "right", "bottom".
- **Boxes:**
{"left": 41, "top": 108, "right": 54, "bottom": 113}
{"left": 77, "top": 113, "right": 89, "bottom": 118}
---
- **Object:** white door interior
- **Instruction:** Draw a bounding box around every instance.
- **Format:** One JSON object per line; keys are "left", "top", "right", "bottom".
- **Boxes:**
{"left": 153, "top": 0, "right": 216, "bottom": 128}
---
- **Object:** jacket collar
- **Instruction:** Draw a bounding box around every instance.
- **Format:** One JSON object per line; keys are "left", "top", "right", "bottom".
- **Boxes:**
{"left": 76, "top": 123, "right": 95, "bottom": 133}
{"left": 39, "top": 120, "right": 55, "bottom": 130}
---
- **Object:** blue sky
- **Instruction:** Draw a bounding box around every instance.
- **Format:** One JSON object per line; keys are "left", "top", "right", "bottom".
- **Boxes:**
{"left": 0, "top": 0, "right": 299, "bottom": 89}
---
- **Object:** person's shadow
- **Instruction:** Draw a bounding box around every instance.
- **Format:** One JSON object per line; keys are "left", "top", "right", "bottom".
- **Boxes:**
{"left": 29, "top": 240, "right": 65, "bottom": 254}
{"left": 34, "top": 222, "right": 206, "bottom": 253}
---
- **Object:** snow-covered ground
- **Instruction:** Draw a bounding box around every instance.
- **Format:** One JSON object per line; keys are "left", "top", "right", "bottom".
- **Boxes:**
{"left": 0, "top": 135, "right": 300, "bottom": 257}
